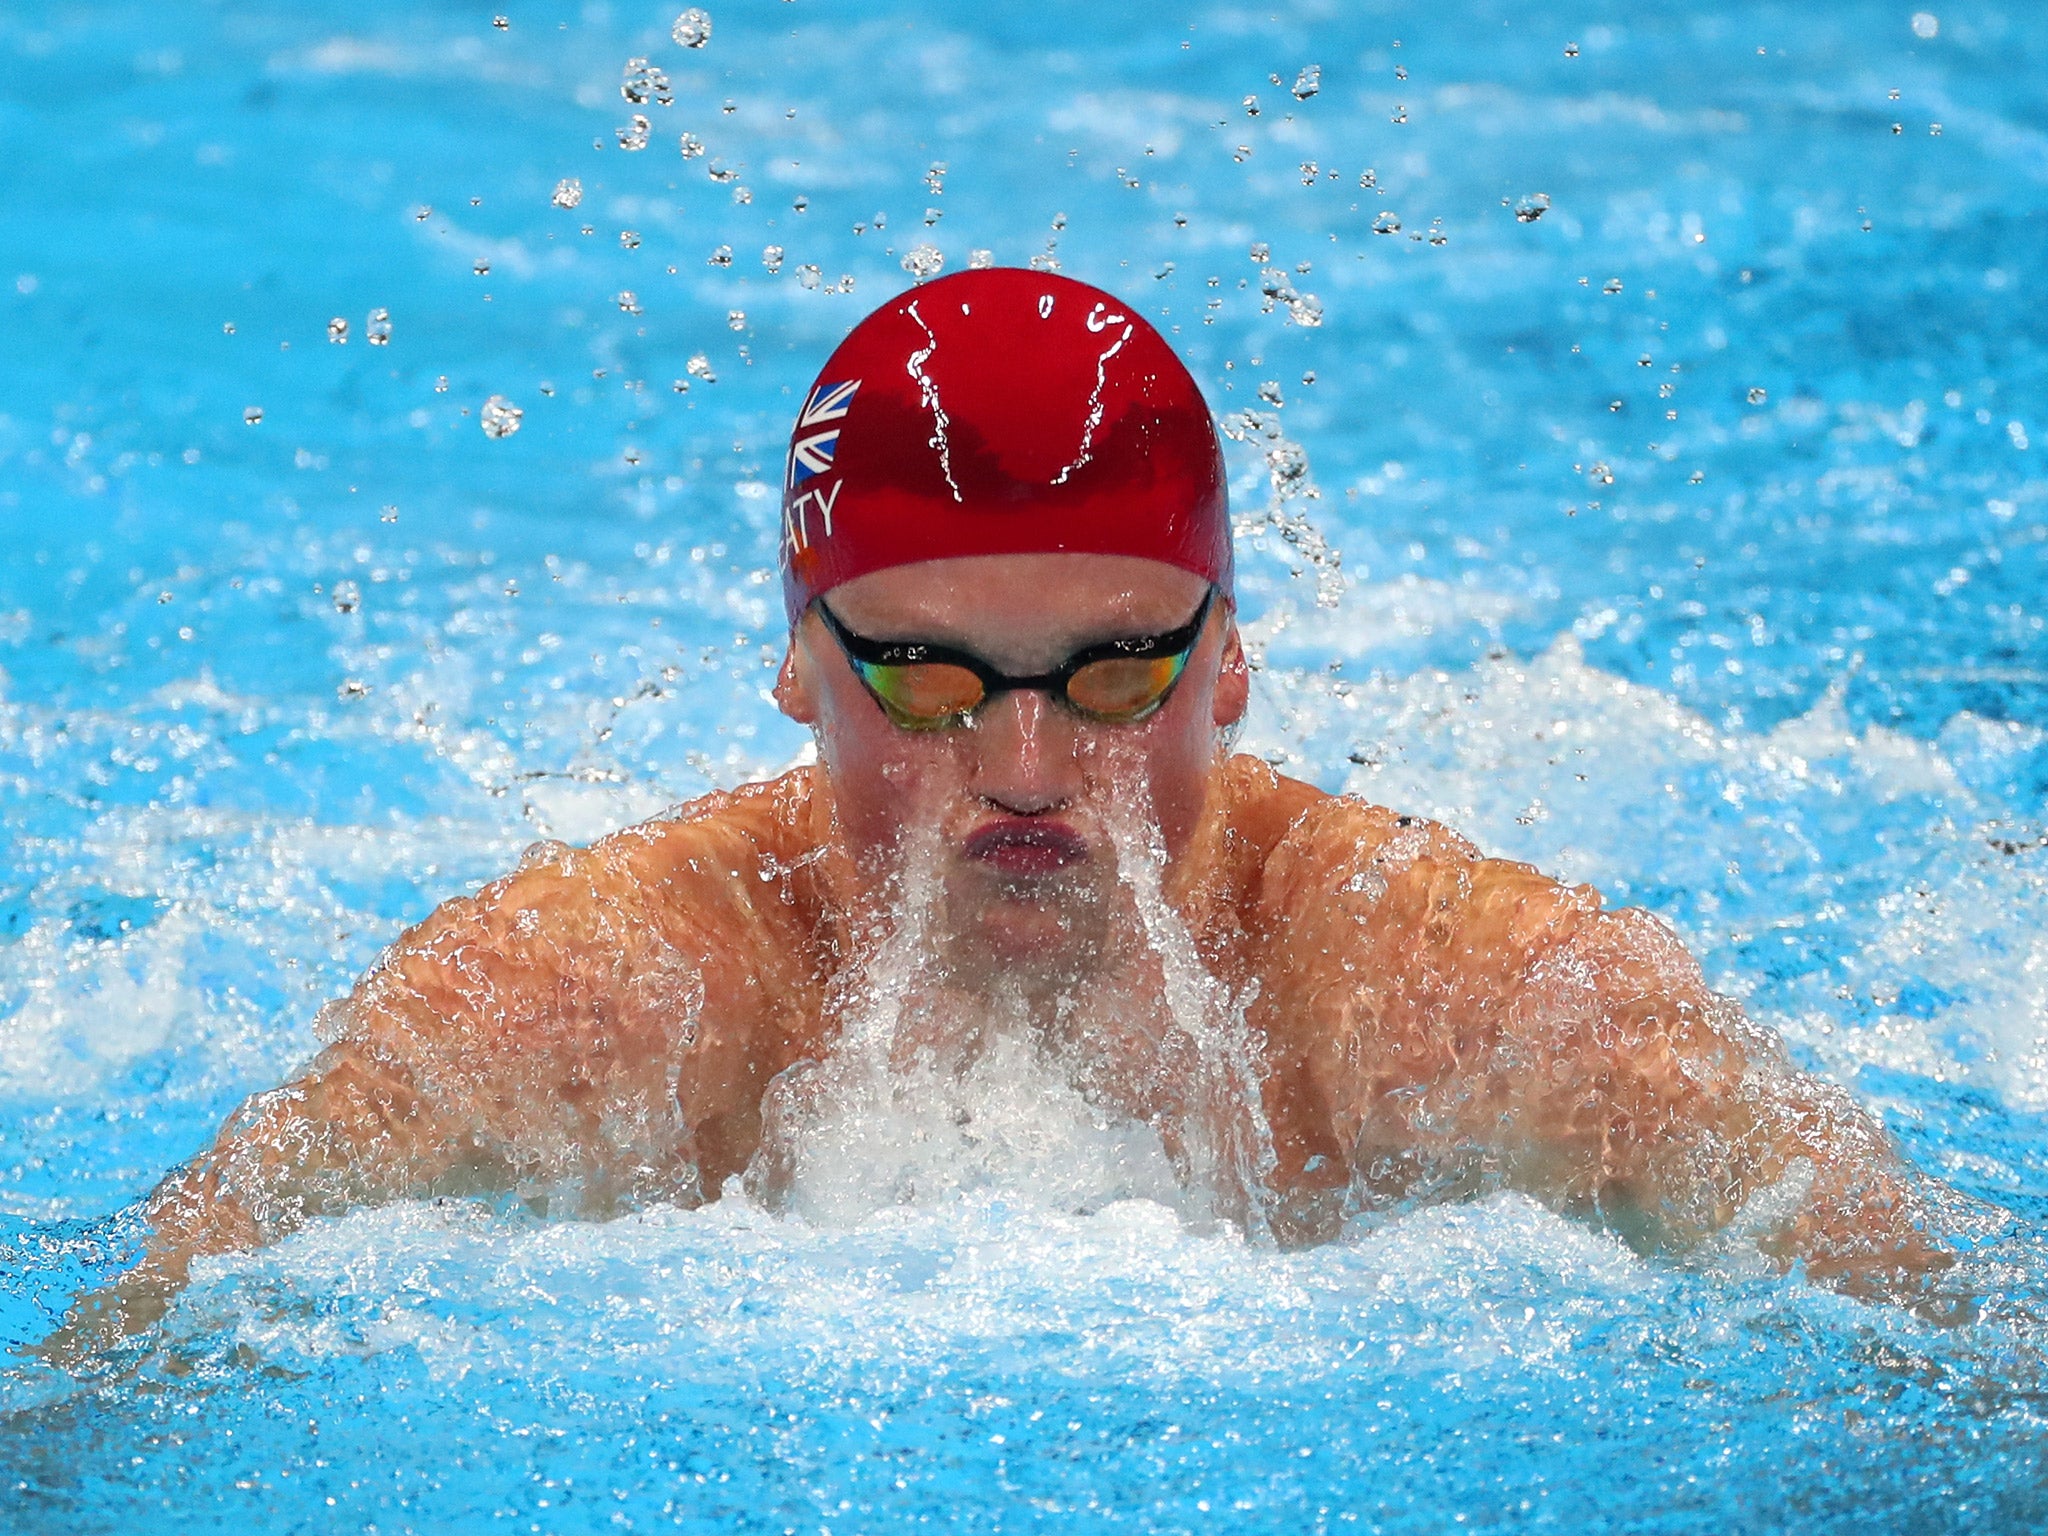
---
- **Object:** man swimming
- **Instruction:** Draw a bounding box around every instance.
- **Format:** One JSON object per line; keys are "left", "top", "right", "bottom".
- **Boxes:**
{"left": 48, "top": 268, "right": 1950, "bottom": 1359}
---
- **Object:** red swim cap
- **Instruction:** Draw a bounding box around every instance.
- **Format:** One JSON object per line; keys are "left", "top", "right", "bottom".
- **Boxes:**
{"left": 778, "top": 267, "right": 1231, "bottom": 624}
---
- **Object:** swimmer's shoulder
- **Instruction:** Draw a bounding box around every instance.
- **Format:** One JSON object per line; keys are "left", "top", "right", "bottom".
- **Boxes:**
{"left": 1215, "top": 753, "right": 1591, "bottom": 925}
{"left": 1214, "top": 752, "right": 1479, "bottom": 872}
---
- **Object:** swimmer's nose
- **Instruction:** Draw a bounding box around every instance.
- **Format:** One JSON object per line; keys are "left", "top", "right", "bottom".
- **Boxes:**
{"left": 971, "top": 688, "right": 1079, "bottom": 814}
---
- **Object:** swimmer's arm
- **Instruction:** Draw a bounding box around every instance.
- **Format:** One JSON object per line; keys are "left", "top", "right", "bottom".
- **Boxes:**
{"left": 41, "top": 1042, "right": 466, "bottom": 1363}
{"left": 1444, "top": 845, "right": 1953, "bottom": 1291}
{"left": 44, "top": 814, "right": 777, "bottom": 1365}
{"left": 1267, "top": 800, "right": 1948, "bottom": 1294}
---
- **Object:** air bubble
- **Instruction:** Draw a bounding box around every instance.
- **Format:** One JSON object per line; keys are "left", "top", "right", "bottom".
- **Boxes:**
{"left": 480, "top": 396, "right": 523, "bottom": 437}
{"left": 1391, "top": 105, "right": 1407, "bottom": 124}
{"left": 326, "top": 317, "right": 348, "bottom": 344}
{"left": 797, "top": 263, "right": 822, "bottom": 289}
{"left": 620, "top": 230, "right": 640, "bottom": 249}
{"left": 1564, "top": 40, "right": 1580, "bottom": 57}
{"left": 679, "top": 132, "right": 705, "bottom": 159}
{"left": 492, "top": 15, "right": 508, "bottom": 29}
{"left": 902, "top": 244, "right": 944, "bottom": 282}
{"left": 763, "top": 244, "right": 785, "bottom": 274}
{"left": 1293, "top": 64, "right": 1321, "bottom": 99}
{"left": 672, "top": 8, "right": 712, "bottom": 47}
{"left": 243, "top": 406, "right": 263, "bottom": 425}
{"left": 925, "top": 162, "right": 947, "bottom": 195}
{"left": 727, "top": 308, "right": 747, "bottom": 330}
{"left": 1299, "top": 162, "right": 1318, "bottom": 186}
{"left": 473, "top": 258, "right": 491, "bottom": 276}
{"left": 687, "top": 354, "right": 716, "bottom": 382}
{"left": 1257, "top": 380, "right": 1284, "bottom": 406}
{"left": 618, "top": 115, "right": 651, "bottom": 152}
{"left": 338, "top": 679, "right": 370, "bottom": 700}
{"left": 1243, "top": 95, "right": 1261, "bottom": 117}
{"left": 707, "top": 245, "right": 732, "bottom": 267}
{"left": 733, "top": 186, "right": 753, "bottom": 205}
{"left": 1911, "top": 12, "right": 1938, "bottom": 39}
{"left": 617, "top": 290, "right": 641, "bottom": 314}
{"left": 332, "top": 580, "right": 360, "bottom": 614}
{"left": 968, "top": 249, "right": 994, "bottom": 269}
{"left": 1513, "top": 192, "right": 1551, "bottom": 222}
{"left": 1249, "top": 241, "right": 1270, "bottom": 263}
{"left": 1748, "top": 387, "right": 1769, "bottom": 405}
{"left": 1601, "top": 277, "right": 1624, "bottom": 294}
{"left": 1371, "top": 211, "right": 1402, "bottom": 235}
{"left": 551, "top": 178, "right": 583, "bottom": 209}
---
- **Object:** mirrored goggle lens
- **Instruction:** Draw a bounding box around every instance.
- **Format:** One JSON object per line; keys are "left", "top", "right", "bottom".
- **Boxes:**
{"left": 1063, "top": 653, "right": 1189, "bottom": 722}
{"left": 856, "top": 660, "right": 986, "bottom": 727}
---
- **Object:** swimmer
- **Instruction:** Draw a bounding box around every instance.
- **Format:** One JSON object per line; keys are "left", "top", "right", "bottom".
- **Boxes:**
{"left": 45, "top": 269, "right": 1953, "bottom": 1362}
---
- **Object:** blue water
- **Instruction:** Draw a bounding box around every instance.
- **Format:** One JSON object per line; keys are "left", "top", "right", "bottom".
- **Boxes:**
{"left": 4, "top": 0, "right": 2048, "bottom": 1529}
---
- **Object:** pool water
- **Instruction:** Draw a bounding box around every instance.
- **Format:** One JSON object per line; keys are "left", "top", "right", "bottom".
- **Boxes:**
{"left": 4, "top": 0, "right": 2048, "bottom": 1529}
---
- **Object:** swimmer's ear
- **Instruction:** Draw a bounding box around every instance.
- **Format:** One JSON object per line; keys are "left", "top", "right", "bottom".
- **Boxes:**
{"left": 772, "top": 632, "right": 818, "bottom": 725}
{"left": 1212, "top": 620, "right": 1250, "bottom": 729}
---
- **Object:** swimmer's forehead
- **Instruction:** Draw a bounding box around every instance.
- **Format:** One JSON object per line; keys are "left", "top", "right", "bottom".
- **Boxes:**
{"left": 821, "top": 553, "right": 1213, "bottom": 663}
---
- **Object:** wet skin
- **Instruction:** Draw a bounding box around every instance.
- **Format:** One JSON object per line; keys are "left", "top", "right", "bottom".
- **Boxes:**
{"left": 43, "top": 554, "right": 1955, "bottom": 1362}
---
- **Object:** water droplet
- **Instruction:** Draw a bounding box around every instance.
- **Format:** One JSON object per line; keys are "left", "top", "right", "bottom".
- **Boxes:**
{"left": 1513, "top": 192, "right": 1551, "bottom": 222}
{"left": 1563, "top": 40, "right": 1580, "bottom": 57}
{"left": 1394, "top": 65, "right": 1408, "bottom": 81}
{"left": 621, "top": 58, "right": 673, "bottom": 108}
{"left": 678, "top": 132, "right": 705, "bottom": 159}
{"left": 706, "top": 161, "right": 738, "bottom": 183}
{"left": 381, "top": 505, "right": 399, "bottom": 522}
{"left": 1638, "top": 353, "right": 1653, "bottom": 367}
{"left": 338, "top": 679, "right": 370, "bottom": 700}
{"left": 503, "top": 579, "right": 520, "bottom": 597}
{"left": 1232, "top": 145, "right": 1252, "bottom": 163}
{"left": 1371, "top": 211, "right": 1402, "bottom": 235}
{"left": 434, "top": 375, "right": 448, "bottom": 393}
{"left": 619, "top": 229, "right": 641, "bottom": 250}
{"left": 413, "top": 204, "right": 432, "bottom": 221}
{"left": 901, "top": 243, "right": 943, "bottom": 282}
{"left": 1892, "top": 121, "right": 1904, "bottom": 134}
{"left": 1391, "top": 105, "right": 1408, "bottom": 124}
{"left": 733, "top": 185, "right": 753, "bottom": 205}
{"left": 327, "top": 317, "right": 348, "bottom": 344}
{"left": 1588, "top": 462, "right": 1614, "bottom": 484}
{"left": 1243, "top": 95, "right": 1261, "bottom": 117}
{"left": 727, "top": 308, "right": 747, "bottom": 330}
{"left": 925, "top": 162, "right": 947, "bottom": 195}
{"left": 687, "top": 353, "right": 716, "bottom": 382}
{"left": 1930, "top": 122, "right": 1943, "bottom": 135}
{"left": 923, "top": 206, "right": 941, "bottom": 225}
{"left": 1292, "top": 64, "right": 1321, "bottom": 100}
{"left": 707, "top": 244, "right": 732, "bottom": 267}
{"left": 792, "top": 194, "right": 809, "bottom": 213}
{"left": 473, "top": 257, "right": 491, "bottom": 276}
{"left": 332, "top": 580, "right": 361, "bottom": 614}
{"left": 222, "top": 321, "right": 235, "bottom": 334}
{"left": 762, "top": 244, "right": 785, "bottom": 273}
{"left": 552, "top": 177, "right": 583, "bottom": 209}
{"left": 1602, "top": 277, "right": 1624, "bottom": 294}
{"left": 1748, "top": 387, "right": 1768, "bottom": 405}
{"left": 243, "top": 406, "right": 263, "bottom": 425}
{"left": 968, "top": 249, "right": 994, "bottom": 269}
{"left": 481, "top": 396, "right": 523, "bottom": 438}
{"left": 1249, "top": 241, "right": 1270, "bottom": 263}
{"left": 1299, "top": 161, "right": 1319, "bottom": 186}
{"left": 672, "top": 7, "right": 712, "bottom": 48}
{"left": 492, "top": 15, "right": 509, "bottom": 29}
{"left": 1888, "top": 88, "right": 1902, "bottom": 100}
{"left": 1257, "top": 380, "right": 1284, "bottom": 406}
{"left": 615, "top": 291, "right": 641, "bottom": 314}
{"left": 624, "top": 445, "right": 643, "bottom": 466}
{"left": 618, "top": 115, "right": 651, "bottom": 152}
{"left": 1911, "top": 12, "right": 1938, "bottom": 40}
{"left": 796, "top": 263, "right": 822, "bottom": 289}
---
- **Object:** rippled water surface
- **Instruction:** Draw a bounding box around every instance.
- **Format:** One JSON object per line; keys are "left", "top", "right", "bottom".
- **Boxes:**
{"left": 4, "top": 0, "right": 2048, "bottom": 1530}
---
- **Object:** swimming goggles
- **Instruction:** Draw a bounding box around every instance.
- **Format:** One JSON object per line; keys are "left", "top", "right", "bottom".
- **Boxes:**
{"left": 815, "top": 588, "right": 1216, "bottom": 730}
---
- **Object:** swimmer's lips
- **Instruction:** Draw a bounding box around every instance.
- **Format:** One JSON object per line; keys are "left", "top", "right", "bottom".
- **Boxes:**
{"left": 961, "top": 819, "right": 1090, "bottom": 878}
